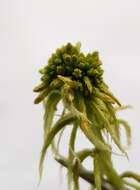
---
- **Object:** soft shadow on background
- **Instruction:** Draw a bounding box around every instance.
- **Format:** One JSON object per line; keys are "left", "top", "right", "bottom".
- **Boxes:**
{"left": 0, "top": 0, "right": 140, "bottom": 189}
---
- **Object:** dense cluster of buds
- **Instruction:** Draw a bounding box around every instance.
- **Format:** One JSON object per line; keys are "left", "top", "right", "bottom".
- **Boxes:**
{"left": 34, "top": 42, "right": 107, "bottom": 103}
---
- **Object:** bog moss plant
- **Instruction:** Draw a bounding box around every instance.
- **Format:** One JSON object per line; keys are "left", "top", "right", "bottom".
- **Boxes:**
{"left": 33, "top": 42, "right": 140, "bottom": 190}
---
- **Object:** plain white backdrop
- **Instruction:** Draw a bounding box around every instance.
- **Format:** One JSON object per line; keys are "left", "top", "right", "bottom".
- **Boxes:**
{"left": 0, "top": 0, "right": 140, "bottom": 189}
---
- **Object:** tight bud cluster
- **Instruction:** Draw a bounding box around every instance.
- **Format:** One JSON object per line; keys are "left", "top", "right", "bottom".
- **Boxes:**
{"left": 39, "top": 42, "right": 104, "bottom": 94}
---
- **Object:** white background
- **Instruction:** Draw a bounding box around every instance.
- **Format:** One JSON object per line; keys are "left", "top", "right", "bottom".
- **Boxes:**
{"left": 0, "top": 0, "right": 140, "bottom": 189}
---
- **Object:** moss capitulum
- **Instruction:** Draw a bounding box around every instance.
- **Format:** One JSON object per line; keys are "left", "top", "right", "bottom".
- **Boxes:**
{"left": 38, "top": 42, "right": 104, "bottom": 96}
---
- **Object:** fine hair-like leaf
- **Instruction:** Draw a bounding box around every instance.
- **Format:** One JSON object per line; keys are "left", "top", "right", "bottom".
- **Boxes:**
{"left": 117, "top": 119, "right": 131, "bottom": 146}
{"left": 92, "top": 101, "right": 127, "bottom": 156}
{"left": 39, "top": 113, "right": 77, "bottom": 180}
{"left": 121, "top": 171, "right": 140, "bottom": 183}
{"left": 94, "top": 151, "right": 101, "bottom": 190}
{"left": 43, "top": 90, "right": 61, "bottom": 139}
{"left": 99, "top": 151, "right": 124, "bottom": 190}
{"left": 77, "top": 94, "right": 111, "bottom": 152}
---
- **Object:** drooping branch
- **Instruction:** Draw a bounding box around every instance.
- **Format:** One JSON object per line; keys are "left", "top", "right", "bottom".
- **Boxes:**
{"left": 54, "top": 155, "right": 115, "bottom": 190}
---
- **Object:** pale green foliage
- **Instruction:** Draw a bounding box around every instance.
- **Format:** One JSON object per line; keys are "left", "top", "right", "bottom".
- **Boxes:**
{"left": 67, "top": 123, "right": 78, "bottom": 190}
{"left": 121, "top": 171, "right": 140, "bottom": 183}
{"left": 43, "top": 90, "right": 61, "bottom": 138}
{"left": 117, "top": 119, "right": 131, "bottom": 146}
{"left": 39, "top": 113, "right": 76, "bottom": 180}
{"left": 34, "top": 42, "right": 140, "bottom": 190}
{"left": 94, "top": 152, "right": 101, "bottom": 190}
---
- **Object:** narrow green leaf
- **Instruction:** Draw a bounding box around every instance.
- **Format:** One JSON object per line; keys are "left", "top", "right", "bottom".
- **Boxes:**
{"left": 49, "top": 78, "right": 63, "bottom": 89}
{"left": 124, "top": 180, "right": 140, "bottom": 190}
{"left": 90, "top": 100, "right": 108, "bottom": 130}
{"left": 39, "top": 113, "right": 76, "bottom": 181}
{"left": 101, "top": 90, "right": 121, "bottom": 106}
{"left": 94, "top": 90, "right": 116, "bottom": 104}
{"left": 76, "top": 93, "right": 111, "bottom": 152}
{"left": 49, "top": 108, "right": 67, "bottom": 154}
{"left": 76, "top": 148, "right": 93, "bottom": 162}
{"left": 105, "top": 103, "right": 120, "bottom": 140}
{"left": 58, "top": 75, "right": 82, "bottom": 90}
{"left": 43, "top": 90, "right": 61, "bottom": 139}
{"left": 55, "top": 126, "right": 66, "bottom": 154}
{"left": 34, "top": 88, "right": 50, "bottom": 104}
{"left": 83, "top": 76, "right": 93, "bottom": 93}
{"left": 121, "top": 171, "right": 140, "bottom": 183}
{"left": 92, "top": 101, "right": 127, "bottom": 156}
{"left": 81, "top": 121, "right": 111, "bottom": 151}
{"left": 115, "top": 105, "right": 132, "bottom": 112}
{"left": 61, "top": 84, "right": 86, "bottom": 121}
{"left": 85, "top": 99, "right": 104, "bottom": 139}
{"left": 33, "top": 82, "right": 46, "bottom": 92}
{"left": 99, "top": 151, "right": 124, "bottom": 190}
{"left": 118, "top": 119, "right": 131, "bottom": 146}
{"left": 93, "top": 97, "right": 108, "bottom": 113}
{"left": 94, "top": 152, "right": 101, "bottom": 190}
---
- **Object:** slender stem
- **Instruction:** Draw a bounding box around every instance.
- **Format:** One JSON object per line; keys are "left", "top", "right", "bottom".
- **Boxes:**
{"left": 54, "top": 155, "right": 115, "bottom": 190}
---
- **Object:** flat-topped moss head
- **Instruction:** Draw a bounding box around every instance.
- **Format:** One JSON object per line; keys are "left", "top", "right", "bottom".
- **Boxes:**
{"left": 34, "top": 42, "right": 106, "bottom": 103}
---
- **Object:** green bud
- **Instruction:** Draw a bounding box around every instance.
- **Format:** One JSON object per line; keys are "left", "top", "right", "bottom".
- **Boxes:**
{"left": 87, "top": 68, "right": 95, "bottom": 76}
{"left": 60, "top": 46, "right": 66, "bottom": 54}
{"left": 54, "top": 58, "right": 62, "bottom": 64}
{"left": 63, "top": 54, "right": 71, "bottom": 64}
{"left": 39, "top": 68, "right": 46, "bottom": 74}
{"left": 46, "top": 65, "right": 55, "bottom": 73}
{"left": 73, "top": 68, "right": 82, "bottom": 78}
{"left": 78, "top": 62, "right": 85, "bottom": 69}
{"left": 56, "top": 49, "right": 61, "bottom": 56}
{"left": 56, "top": 65, "right": 65, "bottom": 75}
{"left": 50, "top": 78, "right": 63, "bottom": 89}
{"left": 79, "top": 53, "right": 85, "bottom": 62}
{"left": 33, "top": 83, "right": 46, "bottom": 92}
{"left": 98, "top": 68, "right": 104, "bottom": 75}
{"left": 93, "top": 70, "right": 99, "bottom": 76}
{"left": 71, "top": 46, "right": 78, "bottom": 55}
{"left": 34, "top": 89, "right": 49, "bottom": 104}
{"left": 66, "top": 43, "right": 72, "bottom": 52}
{"left": 92, "top": 51, "right": 99, "bottom": 60}
{"left": 51, "top": 53, "right": 57, "bottom": 60}
{"left": 72, "top": 55, "right": 78, "bottom": 64}
{"left": 49, "top": 70, "right": 56, "bottom": 77}
{"left": 84, "top": 62, "right": 90, "bottom": 70}
{"left": 49, "top": 64, "right": 56, "bottom": 70}
{"left": 75, "top": 42, "right": 81, "bottom": 52}
{"left": 65, "top": 66, "right": 73, "bottom": 75}
{"left": 48, "top": 58, "right": 53, "bottom": 64}
{"left": 41, "top": 75, "right": 50, "bottom": 82}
